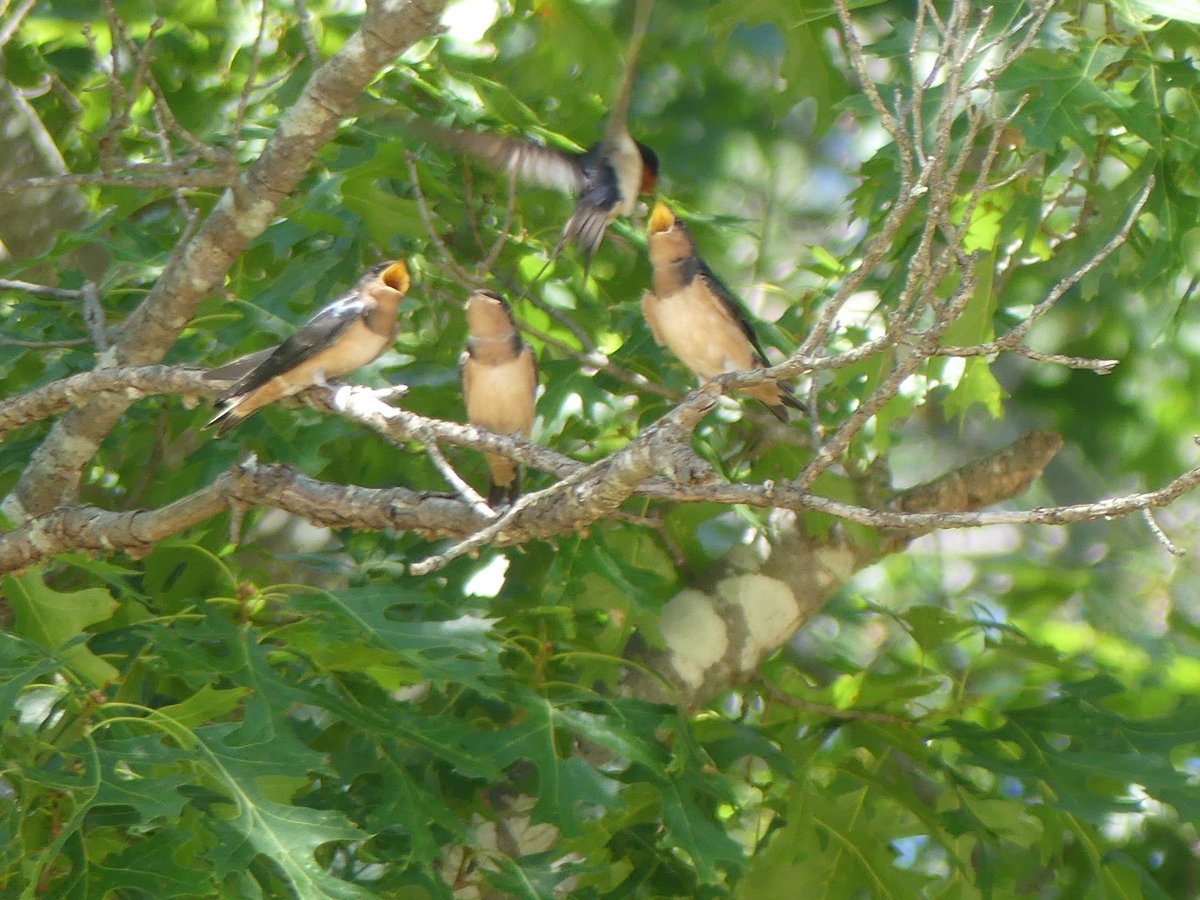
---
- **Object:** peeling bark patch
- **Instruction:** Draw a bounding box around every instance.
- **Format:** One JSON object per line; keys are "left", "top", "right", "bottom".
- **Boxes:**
{"left": 715, "top": 574, "right": 801, "bottom": 671}
{"left": 0, "top": 493, "right": 28, "bottom": 524}
{"left": 658, "top": 589, "right": 728, "bottom": 691}
{"left": 813, "top": 545, "right": 857, "bottom": 587}
{"left": 59, "top": 431, "right": 100, "bottom": 460}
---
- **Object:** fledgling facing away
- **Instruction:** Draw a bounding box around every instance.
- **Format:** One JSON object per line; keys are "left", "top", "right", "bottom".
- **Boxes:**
{"left": 641, "top": 203, "right": 804, "bottom": 422}
{"left": 459, "top": 290, "right": 537, "bottom": 507}
{"left": 206, "top": 260, "right": 410, "bottom": 435}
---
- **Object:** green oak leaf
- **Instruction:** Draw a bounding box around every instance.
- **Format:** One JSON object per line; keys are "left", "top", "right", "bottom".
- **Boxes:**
{"left": 3, "top": 571, "right": 118, "bottom": 686}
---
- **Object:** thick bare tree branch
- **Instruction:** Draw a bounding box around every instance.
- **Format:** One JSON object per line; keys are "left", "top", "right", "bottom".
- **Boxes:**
{"left": 0, "top": 460, "right": 482, "bottom": 573}
{"left": 3, "top": 356, "right": 1195, "bottom": 580}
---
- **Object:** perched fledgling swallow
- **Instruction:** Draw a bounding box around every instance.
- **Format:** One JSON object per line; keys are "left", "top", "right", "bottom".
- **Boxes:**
{"left": 459, "top": 290, "right": 537, "bottom": 506}
{"left": 414, "top": 0, "right": 657, "bottom": 271}
{"left": 206, "top": 260, "right": 410, "bottom": 435}
{"left": 642, "top": 203, "right": 804, "bottom": 422}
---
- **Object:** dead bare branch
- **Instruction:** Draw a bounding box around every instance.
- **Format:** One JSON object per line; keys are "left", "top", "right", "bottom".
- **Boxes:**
{"left": 0, "top": 334, "right": 90, "bottom": 349}
{"left": 424, "top": 441, "right": 497, "bottom": 520}
{"left": 0, "top": 170, "right": 235, "bottom": 195}
{"left": 0, "top": 0, "right": 36, "bottom": 50}
{"left": 0, "top": 279, "right": 81, "bottom": 299}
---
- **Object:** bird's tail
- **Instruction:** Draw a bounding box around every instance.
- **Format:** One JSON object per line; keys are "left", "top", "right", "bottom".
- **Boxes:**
{"left": 564, "top": 203, "right": 610, "bottom": 275}
{"left": 487, "top": 475, "right": 520, "bottom": 508}
{"left": 205, "top": 397, "right": 246, "bottom": 436}
{"left": 758, "top": 383, "right": 806, "bottom": 423}
{"left": 485, "top": 458, "right": 521, "bottom": 508}
{"left": 203, "top": 348, "right": 277, "bottom": 385}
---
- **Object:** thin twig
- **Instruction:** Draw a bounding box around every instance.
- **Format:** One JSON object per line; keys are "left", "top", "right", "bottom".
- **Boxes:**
{"left": 408, "top": 390, "right": 720, "bottom": 575}
{"left": 0, "top": 334, "right": 90, "bottom": 349}
{"left": 234, "top": 0, "right": 272, "bottom": 142}
{"left": 478, "top": 167, "right": 520, "bottom": 275}
{"left": 294, "top": 0, "right": 321, "bottom": 64}
{"left": 0, "top": 279, "right": 82, "bottom": 299}
{"left": 80, "top": 282, "right": 109, "bottom": 353}
{"left": 834, "top": 0, "right": 912, "bottom": 182}
{"left": 653, "top": 457, "right": 1200, "bottom": 532}
{"left": 516, "top": 317, "right": 678, "bottom": 401}
{"left": 519, "top": 288, "right": 598, "bottom": 354}
{"left": 605, "top": 0, "right": 654, "bottom": 139}
{"left": 939, "top": 344, "right": 1119, "bottom": 373}
{"left": 405, "top": 150, "right": 479, "bottom": 289}
{"left": 122, "top": 400, "right": 170, "bottom": 509}
{"left": 410, "top": 488, "right": 537, "bottom": 575}
{"left": 767, "top": 690, "right": 915, "bottom": 725}
{"left": 110, "top": 3, "right": 219, "bottom": 165}
{"left": 801, "top": 259, "right": 977, "bottom": 491}
{"left": 0, "top": 170, "right": 234, "bottom": 195}
{"left": 425, "top": 441, "right": 497, "bottom": 520}
{"left": 0, "top": 0, "right": 36, "bottom": 49}
{"left": 1142, "top": 508, "right": 1185, "bottom": 557}
{"left": 942, "top": 178, "right": 1154, "bottom": 360}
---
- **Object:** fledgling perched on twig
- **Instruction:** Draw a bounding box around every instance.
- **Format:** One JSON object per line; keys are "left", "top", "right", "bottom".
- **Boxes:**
{"left": 206, "top": 260, "right": 410, "bottom": 434}
{"left": 642, "top": 203, "right": 803, "bottom": 422}
{"left": 459, "top": 290, "right": 537, "bottom": 506}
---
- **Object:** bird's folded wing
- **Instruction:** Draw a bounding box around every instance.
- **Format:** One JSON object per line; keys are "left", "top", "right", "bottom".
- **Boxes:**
{"left": 220, "top": 298, "right": 367, "bottom": 399}
{"left": 204, "top": 347, "right": 277, "bottom": 383}
{"left": 696, "top": 264, "right": 775, "bottom": 367}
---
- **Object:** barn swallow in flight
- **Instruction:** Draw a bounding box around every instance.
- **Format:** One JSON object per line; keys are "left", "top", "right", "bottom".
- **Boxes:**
{"left": 206, "top": 260, "right": 410, "bottom": 435}
{"left": 414, "top": 0, "right": 657, "bottom": 271}
{"left": 642, "top": 203, "right": 804, "bottom": 422}
{"left": 416, "top": 122, "right": 658, "bottom": 271}
{"left": 460, "top": 290, "right": 537, "bottom": 506}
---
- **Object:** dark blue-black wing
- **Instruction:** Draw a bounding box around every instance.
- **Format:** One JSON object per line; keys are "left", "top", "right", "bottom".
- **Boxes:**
{"left": 693, "top": 261, "right": 773, "bottom": 366}
{"left": 219, "top": 296, "right": 369, "bottom": 400}
{"left": 567, "top": 146, "right": 623, "bottom": 267}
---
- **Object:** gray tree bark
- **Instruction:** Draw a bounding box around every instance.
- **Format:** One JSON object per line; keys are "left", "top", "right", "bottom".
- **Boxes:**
{"left": 0, "top": 80, "right": 89, "bottom": 264}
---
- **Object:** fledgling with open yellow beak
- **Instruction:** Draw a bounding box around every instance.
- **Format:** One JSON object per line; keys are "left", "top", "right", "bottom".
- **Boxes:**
{"left": 459, "top": 290, "right": 538, "bottom": 506}
{"left": 641, "top": 203, "right": 803, "bottom": 422}
{"left": 206, "top": 260, "right": 410, "bottom": 435}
